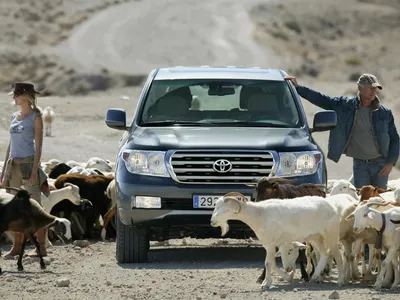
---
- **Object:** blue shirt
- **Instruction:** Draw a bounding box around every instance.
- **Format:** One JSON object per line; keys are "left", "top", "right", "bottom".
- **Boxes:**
{"left": 9, "top": 111, "right": 38, "bottom": 158}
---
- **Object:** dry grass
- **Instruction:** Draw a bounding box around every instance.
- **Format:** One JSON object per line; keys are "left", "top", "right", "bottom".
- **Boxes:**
{"left": 250, "top": 0, "right": 400, "bottom": 83}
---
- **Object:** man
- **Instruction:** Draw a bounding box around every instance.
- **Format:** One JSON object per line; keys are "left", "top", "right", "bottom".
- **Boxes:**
{"left": 285, "top": 73, "right": 399, "bottom": 189}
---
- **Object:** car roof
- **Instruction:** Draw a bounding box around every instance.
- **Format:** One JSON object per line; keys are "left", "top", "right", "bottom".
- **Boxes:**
{"left": 153, "top": 66, "right": 286, "bottom": 81}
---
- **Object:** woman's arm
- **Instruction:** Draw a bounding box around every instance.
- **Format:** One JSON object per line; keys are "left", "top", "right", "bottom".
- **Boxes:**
{"left": 3, "top": 140, "right": 10, "bottom": 162}
{"left": 1, "top": 140, "right": 10, "bottom": 179}
{"left": 32, "top": 114, "right": 44, "bottom": 172}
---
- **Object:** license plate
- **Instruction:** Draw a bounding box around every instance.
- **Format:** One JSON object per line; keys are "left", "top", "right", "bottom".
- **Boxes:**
{"left": 193, "top": 195, "right": 251, "bottom": 208}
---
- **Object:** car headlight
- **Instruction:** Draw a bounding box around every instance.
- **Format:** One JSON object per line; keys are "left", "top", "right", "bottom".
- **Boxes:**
{"left": 275, "top": 151, "right": 322, "bottom": 177}
{"left": 122, "top": 150, "right": 170, "bottom": 177}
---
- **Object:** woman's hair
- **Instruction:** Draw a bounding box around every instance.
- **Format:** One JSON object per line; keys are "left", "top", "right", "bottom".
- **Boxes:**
{"left": 19, "top": 93, "right": 42, "bottom": 115}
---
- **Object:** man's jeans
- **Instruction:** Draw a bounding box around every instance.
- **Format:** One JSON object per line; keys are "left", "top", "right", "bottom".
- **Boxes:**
{"left": 353, "top": 157, "right": 388, "bottom": 189}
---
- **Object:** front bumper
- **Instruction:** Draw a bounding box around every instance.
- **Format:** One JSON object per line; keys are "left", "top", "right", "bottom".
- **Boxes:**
{"left": 116, "top": 171, "right": 324, "bottom": 226}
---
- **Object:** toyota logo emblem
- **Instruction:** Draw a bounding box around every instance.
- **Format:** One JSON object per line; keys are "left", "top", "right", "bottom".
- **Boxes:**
{"left": 213, "top": 159, "right": 232, "bottom": 173}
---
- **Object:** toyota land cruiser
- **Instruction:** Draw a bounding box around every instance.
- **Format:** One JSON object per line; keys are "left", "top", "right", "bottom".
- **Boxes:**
{"left": 105, "top": 66, "right": 337, "bottom": 263}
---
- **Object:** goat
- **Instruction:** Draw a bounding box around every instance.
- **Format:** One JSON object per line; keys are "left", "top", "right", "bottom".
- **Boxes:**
{"left": 210, "top": 192, "right": 352, "bottom": 289}
{"left": 251, "top": 177, "right": 326, "bottom": 201}
{"left": 0, "top": 187, "right": 71, "bottom": 274}
{"left": 345, "top": 202, "right": 400, "bottom": 290}
{"left": 54, "top": 174, "right": 114, "bottom": 239}
{"left": 41, "top": 158, "right": 62, "bottom": 174}
{"left": 248, "top": 177, "right": 327, "bottom": 283}
{"left": 358, "top": 185, "right": 399, "bottom": 203}
{"left": 48, "top": 163, "right": 72, "bottom": 179}
{"left": 66, "top": 166, "right": 104, "bottom": 176}
{"left": 329, "top": 179, "right": 359, "bottom": 200}
{"left": 327, "top": 174, "right": 354, "bottom": 193}
{"left": 355, "top": 186, "right": 400, "bottom": 276}
{"left": 85, "top": 157, "right": 113, "bottom": 172}
{"left": 42, "top": 106, "right": 55, "bottom": 137}
{"left": 101, "top": 179, "right": 116, "bottom": 240}
{"left": 66, "top": 160, "right": 86, "bottom": 168}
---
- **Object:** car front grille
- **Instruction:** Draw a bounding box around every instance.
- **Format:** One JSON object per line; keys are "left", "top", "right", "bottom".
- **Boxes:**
{"left": 169, "top": 150, "right": 276, "bottom": 184}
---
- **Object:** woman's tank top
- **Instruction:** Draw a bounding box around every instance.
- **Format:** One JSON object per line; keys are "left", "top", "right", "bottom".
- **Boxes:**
{"left": 9, "top": 111, "right": 38, "bottom": 158}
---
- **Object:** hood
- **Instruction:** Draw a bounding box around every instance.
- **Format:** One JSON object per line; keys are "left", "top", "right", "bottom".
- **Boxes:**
{"left": 126, "top": 126, "right": 318, "bottom": 152}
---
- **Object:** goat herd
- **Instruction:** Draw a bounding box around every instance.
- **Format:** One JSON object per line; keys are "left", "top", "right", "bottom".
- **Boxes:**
{"left": 0, "top": 157, "right": 117, "bottom": 273}
{"left": 210, "top": 177, "right": 400, "bottom": 290}
{"left": 1, "top": 157, "right": 400, "bottom": 292}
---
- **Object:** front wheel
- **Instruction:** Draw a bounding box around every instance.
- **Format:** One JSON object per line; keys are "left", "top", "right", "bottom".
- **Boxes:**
{"left": 116, "top": 212, "right": 149, "bottom": 263}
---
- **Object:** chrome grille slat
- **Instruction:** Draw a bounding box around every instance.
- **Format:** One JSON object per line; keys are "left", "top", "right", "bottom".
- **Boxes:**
{"left": 172, "top": 153, "right": 273, "bottom": 158}
{"left": 173, "top": 168, "right": 273, "bottom": 172}
{"left": 172, "top": 161, "right": 274, "bottom": 166}
{"left": 170, "top": 151, "right": 275, "bottom": 184}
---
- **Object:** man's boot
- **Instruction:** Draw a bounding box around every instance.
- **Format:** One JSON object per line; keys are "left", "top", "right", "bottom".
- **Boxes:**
{"left": 4, "top": 232, "right": 24, "bottom": 258}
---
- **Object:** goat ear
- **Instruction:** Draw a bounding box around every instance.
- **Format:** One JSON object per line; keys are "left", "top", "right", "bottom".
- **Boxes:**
{"left": 223, "top": 198, "right": 241, "bottom": 213}
{"left": 367, "top": 211, "right": 374, "bottom": 219}
{"left": 271, "top": 182, "right": 280, "bottom": 189}
{"left": 376, "top": 188, "right": 388, "bottom": 194}
{"left": 345, "top": 213, "right": 355, "bottom": 221}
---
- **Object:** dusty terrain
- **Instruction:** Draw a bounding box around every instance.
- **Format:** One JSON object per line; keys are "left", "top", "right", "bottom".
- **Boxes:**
{"left": 1, "top": 0, "right": 400, "bottom": 299}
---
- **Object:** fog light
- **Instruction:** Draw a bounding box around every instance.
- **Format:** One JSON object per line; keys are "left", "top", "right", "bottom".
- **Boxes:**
{"left": 133, "top": 196, "right": 161, "bottom": 208}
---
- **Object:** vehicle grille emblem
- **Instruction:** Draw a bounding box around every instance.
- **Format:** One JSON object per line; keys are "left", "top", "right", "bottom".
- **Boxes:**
{"left": 213, "top": 159, "right": 233, "bottom": 173}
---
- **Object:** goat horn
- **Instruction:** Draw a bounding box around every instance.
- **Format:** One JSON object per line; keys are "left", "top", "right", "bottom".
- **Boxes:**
{"left": 366, "top": 200, "right": 391, "bottom": 207}
{"left": 223, "top": 192, "right": 248, "bottom": 201}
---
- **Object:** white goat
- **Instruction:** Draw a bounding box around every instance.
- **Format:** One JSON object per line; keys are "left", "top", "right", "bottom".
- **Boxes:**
{"left": 345, "top": 202, "right": 400, "bottom": 290}
{"left": 302, "top": 179, "right": 359, "bottom": 279}
{"left": 85, "top": 157, "right": 113, "bottom": 172}
{"left": 42, "top": 106, "right": 55, "bottom": 137}
{"left": 41, "top": 158, "right": 62, "bottom": 174}
{"left": 210, "top": 193, "right": 353, "bottom": 289}
{"left": 327, "top": 174, "right": 355, "bottom": 193}
{"left": 66, "top": 166, "right": 85, "bottom": 174}
{"left": 387, "top": 178, "right": 400, "bottom": 190}
{"left": 66, "top": 166, "right": 103, "bottom": 176}
{"left": 66, "top": 160, "right": 86, "bottom": 168}
{"left": 41, "top": 183, "right": 83, "bottom": 213}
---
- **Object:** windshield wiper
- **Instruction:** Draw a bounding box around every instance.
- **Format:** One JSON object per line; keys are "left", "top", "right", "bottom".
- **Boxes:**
{"left": 207, "top": 121, "right": 290, "bottom": 128}
{"left": 140, "top": 120, "right": 200, "bottom": 127}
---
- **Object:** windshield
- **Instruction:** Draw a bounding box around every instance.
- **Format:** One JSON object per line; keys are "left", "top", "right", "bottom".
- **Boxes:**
{"left": 138, "top": 79, "right": 301, "bottom": 127}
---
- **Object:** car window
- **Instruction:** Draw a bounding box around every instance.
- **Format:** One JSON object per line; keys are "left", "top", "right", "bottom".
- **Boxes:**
{"left": 138, "top": 79, "right": 301, "bottom": 128}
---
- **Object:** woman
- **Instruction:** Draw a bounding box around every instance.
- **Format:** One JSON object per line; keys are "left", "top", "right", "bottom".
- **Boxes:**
{"left": 0, "top": 82, "right": 50, "bottom": 257}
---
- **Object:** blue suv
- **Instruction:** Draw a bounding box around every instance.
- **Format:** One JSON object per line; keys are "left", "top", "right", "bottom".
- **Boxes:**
{"left": 105, "top": 66, "right": 337, "bottom": 263}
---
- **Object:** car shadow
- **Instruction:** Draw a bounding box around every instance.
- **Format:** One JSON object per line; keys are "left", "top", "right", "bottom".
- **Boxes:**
{"left": 118, "top": 245, "right": 268, "bottom": 270}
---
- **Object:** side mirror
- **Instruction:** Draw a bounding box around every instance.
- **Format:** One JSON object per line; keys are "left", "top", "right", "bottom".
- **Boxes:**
{"left": 105, "top": 108, "right": 128, "bottom": 130}
{"left": 310, "top": 110, "right": 337, "bottom": 133}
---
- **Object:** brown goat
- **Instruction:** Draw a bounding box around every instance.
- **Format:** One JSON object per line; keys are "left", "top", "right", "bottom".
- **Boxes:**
{"left": 357, "top": 185, "right": 390, "bottom": 202}
{"left": 54, "top": 174, "right": 114, "bottom": 239}
{"left": 249, "top": 177, "right": 327, "bottom": 202}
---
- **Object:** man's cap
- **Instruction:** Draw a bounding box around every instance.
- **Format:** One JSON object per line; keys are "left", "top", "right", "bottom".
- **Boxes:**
{"left": 357, "top": 73, "right": 382, "bottom": 90}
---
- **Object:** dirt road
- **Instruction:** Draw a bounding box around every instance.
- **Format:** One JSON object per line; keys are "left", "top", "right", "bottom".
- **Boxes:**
{"left": 53, "top": 0, "right": 279, "bottom": 74}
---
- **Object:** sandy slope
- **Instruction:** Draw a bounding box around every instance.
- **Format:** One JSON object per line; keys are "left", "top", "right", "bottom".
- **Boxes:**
{"left": 52, "top": 0, "right": 279, "bottom": 74}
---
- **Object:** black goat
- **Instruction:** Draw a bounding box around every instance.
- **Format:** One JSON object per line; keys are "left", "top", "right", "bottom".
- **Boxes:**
{"left": 0, "top": 187, "right": 71, "bottom": 273}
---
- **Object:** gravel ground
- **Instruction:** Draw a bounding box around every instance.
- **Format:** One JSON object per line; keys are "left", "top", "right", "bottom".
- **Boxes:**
{"left": 1, "top": 239, "right": 399, "bottom": 300}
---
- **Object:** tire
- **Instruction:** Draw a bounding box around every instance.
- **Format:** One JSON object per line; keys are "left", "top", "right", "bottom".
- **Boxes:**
{"left": 116, "top": 212, "right": 149, "bottom": 263}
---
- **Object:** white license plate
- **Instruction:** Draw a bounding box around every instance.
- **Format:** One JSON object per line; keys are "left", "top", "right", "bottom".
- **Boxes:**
{"left": 193, "top": 195, "right": 251, "bottom": 208}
